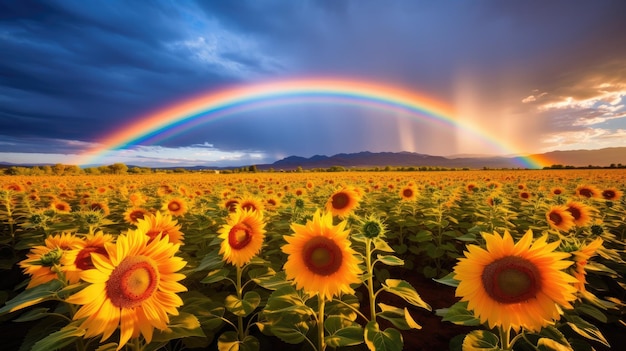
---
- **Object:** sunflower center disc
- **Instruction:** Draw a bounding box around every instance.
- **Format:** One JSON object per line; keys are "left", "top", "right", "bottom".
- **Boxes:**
{"left": 482, "top": 256, "right": 540, "bottom": 304}
{"left": 332, "top": 193, "right": 350, "bottom": 210}
{"left": 403, "top": 189, "right": 413, "bottom": 198}
{"left": 129, "top": 210, "right": 145, "bottom": 222}
{"left": 567, "top": 207, "right": 581, "bottom": 220}
{"left": 107, "top": 256, "right": 159, "bottom": 308}
{"left": 228, "top": 224, "right": 252, "bottom": 250}
{"left": 549, "top": 212, "right": 563, "bottom": 225}
{"left": 602, "top": 190, "right": 615, "bottom": 199}
{"left": 75, "top": 246, "right": 108, "bottom": 270}
{"left": 168, "top": 202, "right": 181, "bottom": 211}
{"left": 303, "top": 236, "right": 343, "bottom": 276}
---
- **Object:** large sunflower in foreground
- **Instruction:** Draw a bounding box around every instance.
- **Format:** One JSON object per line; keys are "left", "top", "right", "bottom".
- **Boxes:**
{"left": 66, "top": 228, "right": 187, "bottom": 350}
{"left": 454, "top": 230, "right": 578, "bottom": 332}
{"left": 218, "top": 208, "right": 266, "bottom": 267}
{"left": 135, "top": 211, "right": 184, "bottom": 244}
{"left": 325, "top": 187, "right": 362, "bottom": 217}
{"left": 282, "top": 210, "right": 361, "bottom": 300}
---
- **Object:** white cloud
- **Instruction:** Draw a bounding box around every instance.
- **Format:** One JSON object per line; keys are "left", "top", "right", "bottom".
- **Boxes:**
{"left": 540, "top": 128, "right": 626, "bottom": 151}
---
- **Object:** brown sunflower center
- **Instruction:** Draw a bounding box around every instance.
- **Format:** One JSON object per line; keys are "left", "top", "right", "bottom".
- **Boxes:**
{"left": 553, "top": 189, "right": 562, "bottom": 195}
{"left": 241, "top": 203, "right": 257, "bottom": 212}
{"left": 168, "top": 201, "right": 181, "bottom": 212}
{"left": 331, "top": 192, "right": 350, "bottom": 210}
{"left": 129, "top": 210, "right": 146, "bottom": 223}
{"left": 602, "top": 190, "right": 615, "bottom": 200}
{"left": 225, "top": 200, "right": 238, "bottom": 212}
{"left": 549, "top": 211, "right": 563, "bottom": 225}
{"left": 579, "top": 188, "right": 594, "bottom": 198}
{"left": 403, "top": 188, "right": 413, "bottom": 198}
{"left": 481, "top": 256, "right": 541, "bottom": 304}
{"left": 107, "top": 256, "right": 159, "bottom": 308}
{"left": 566, "top": 206, "right": 581, "bottom": 220}
{"left": 75, "top": 246, "right": 108, "bottom": 270}
{"left": 302, "top": 236, "right": 342, "bottom": 276}
{"left": 228, "top": 223, "right": 253, "bottom": 250}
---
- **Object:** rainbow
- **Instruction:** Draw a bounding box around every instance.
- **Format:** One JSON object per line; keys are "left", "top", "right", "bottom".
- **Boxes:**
{"left": 75, "top": 78, "right": 546, "bottom": 168}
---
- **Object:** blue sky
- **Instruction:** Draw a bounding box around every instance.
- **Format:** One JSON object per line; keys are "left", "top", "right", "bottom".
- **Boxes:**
{"left": 1, "top": 0, "right": 625, "bottom": 167}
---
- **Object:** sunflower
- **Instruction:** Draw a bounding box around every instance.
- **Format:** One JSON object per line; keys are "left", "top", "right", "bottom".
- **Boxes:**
{"left": 161, "top": 197, "right": 187, "bottom": 217}
{"left": 550, "top": 187, "right": 565, "bottom": 196}
{"left": 237, "top": 196, "right": 264, "bottom": 213}
{"left": 282, "top": 210, "right": 361, "bottom": 300}
{"left": 325, "top": 187, "right": 361, "bottom": 217}
{"left": 518, "top": 191, "right": 532, "bottom": 201}
{"left": 293, "top": 187, "right": 307, "bottom": 197}
{"left": 19, "top": 233, "right": 83, "bottom": 288}
{"left": 129, "top": 192, "right": 147, "bottom": 207}
{"left": 62, "top": 231, "right": 115, "bottom": 284}
{"left": 601, "top": 187, "right": 623, "bottom": 201}
{"left": 123, "top": 207, "right": 150, "bottom": 225}
{"left": 545, "top": 205, "right": 575, "bottom": 232}
{"left": 51, "top": 200, "right": 72, "bottom": 213}
{"left": 218, "top": 209, "right": 266, "bottom": 267}
{"left": 399, "top": 185, "right": 417, "bottom": 201}
{"left": 66, "top": 226, "right": 187, "bottom": 350}
{"left": 135, "top": 211, "right": 184, "bottom": 244}
{"left": 454, "top": 230, "right": 577, "bottom": 332}
{"left": 88, "top": 201, "right": 110, "bottom": 216}
{"left": 222, "top": 198, "right": 239, "bottom": 212}
{"left": 264, "top": 196, "right": 281, "bottom": 211}
{"left": 564, "top": 201, "right": 593, "bottom": 227}
{"left": 575, "top": 184, "right": 600, "bottom": 199}
{"left": 4, "top": 183, "right": 25, "bottom": 192}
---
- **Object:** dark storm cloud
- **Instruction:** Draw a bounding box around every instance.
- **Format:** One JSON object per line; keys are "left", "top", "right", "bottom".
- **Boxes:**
{"left": 1, "top": 0, "right": 625, "bottom": 165}
{"left": 0, "top": 0, "right": 254, "bottom": 141}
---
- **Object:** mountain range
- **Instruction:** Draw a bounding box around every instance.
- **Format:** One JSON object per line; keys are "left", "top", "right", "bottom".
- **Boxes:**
{"left": 255, "top": 147, "right": 626, "bottom": 170}
{"left": 1, "top": 147, "right": 624, "bottom": 170}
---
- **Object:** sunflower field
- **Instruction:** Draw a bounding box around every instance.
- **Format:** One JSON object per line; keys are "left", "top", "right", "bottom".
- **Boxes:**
{"left": 0, "top": 169, "right": 624, "bottom": 351}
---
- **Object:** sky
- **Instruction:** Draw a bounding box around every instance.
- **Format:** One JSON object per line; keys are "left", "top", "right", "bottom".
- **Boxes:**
{"left": 1, "top": 0, "right": 626, "bottom": 168}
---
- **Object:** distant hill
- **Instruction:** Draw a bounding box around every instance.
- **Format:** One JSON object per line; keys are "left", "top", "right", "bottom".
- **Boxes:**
{"left": 258, "top": 147, "right": 626, "bottom": 170}
{"left": 528, "top": 147, "right": 626, "bottom": 168}
{"left": 1, "top": 147, "right": 624, "bottom": 171}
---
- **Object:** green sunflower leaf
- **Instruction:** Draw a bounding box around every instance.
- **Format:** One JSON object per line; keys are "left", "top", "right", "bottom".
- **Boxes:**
{"left": 432, "top": 271, "right": 460, "bottom": 287}
{"left": 250, "top": 269, "right": 291, "bottom": 291}
{"left": 201, "top": 268, "right": 230, "bottom": 284}
{"left": 258, "top": 312, "right": 310, "bottom": 345}
{"left": 31, "top": 324, "right": 86, "bottom": 351}
{"left": 564, "top": 314, "right": 610, "bottom": 347}
{"left": 381, "top": 279, "right": 431, "bottom": 310}
{"left": 0, "top": 279, "right": 64, "bottom": 315}
{"left": 373, "top": 237, "right": 395, "bottom": 252}
{"left": 376, "top": 254, "right": 404, "bottom": 266}
{"left": 195, "top": 249, "right": 225, "bottom": 272}
{"left": 225, "top": 291, "right": 261, "bottom": 317}
{"left": 217, "top": 331, "right": 260, "bottom": 351}
{"left": 377, "top": 303, "right": 421, "bottom": 330}
{"left": 461, "top": 330, "right": 499, "bottom": 351}
{"left": 151, "top": 312, "right": 205, "bottom": 343}
{"left": 435, "top": 301, "right": 481, "bottom": 326}
{"left": 324, "top": 315, "right": 364, "bottom": 348}
{"left": 364, "top": 321, "right": 403, "bottom": 351}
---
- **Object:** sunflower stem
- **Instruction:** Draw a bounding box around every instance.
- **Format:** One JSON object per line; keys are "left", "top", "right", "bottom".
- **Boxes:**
{"left": 236, "top": 264, "right": 245, "bottom": 341}
{"left": 317, "top": 296, "right": 326, "bottom": 351}
{"left": 365, "top": 238, "right": 377, "bottom": 322}
{"left": 499, "top": 326, "right": 512, "bottom": 350}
